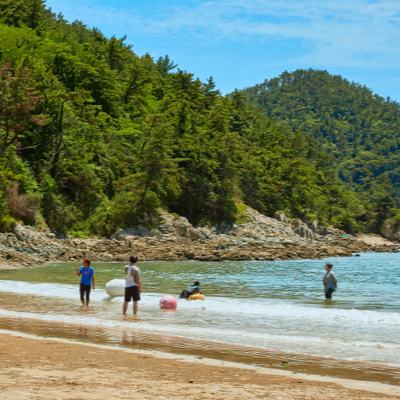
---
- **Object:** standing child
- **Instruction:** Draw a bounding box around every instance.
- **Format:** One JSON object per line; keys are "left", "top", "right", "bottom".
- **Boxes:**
{"left": 76, "top": 258, "right": 95, "bottom": 306}
{"left": 123, "top": 256, "right": 142, "bottom": 315}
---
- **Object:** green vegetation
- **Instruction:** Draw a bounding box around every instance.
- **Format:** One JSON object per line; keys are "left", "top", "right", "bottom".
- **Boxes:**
{"left": 0, "top": 3, "right": 397, "bottom": 236}
{"left": 243, "top": 69, "right": 400, "bottom": 233}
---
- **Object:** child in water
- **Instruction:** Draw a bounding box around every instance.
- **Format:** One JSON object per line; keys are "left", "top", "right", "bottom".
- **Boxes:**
{"left": 179, "top": 281, "right": 202, "bottom": 299}
{"left": 76, "top": 258, "right": 95, "bottom": 306}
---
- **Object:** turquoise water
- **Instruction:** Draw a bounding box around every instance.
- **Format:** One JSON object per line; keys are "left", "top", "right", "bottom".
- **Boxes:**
{"left": 0, "top": 252, "right": 400, "bottom": 365}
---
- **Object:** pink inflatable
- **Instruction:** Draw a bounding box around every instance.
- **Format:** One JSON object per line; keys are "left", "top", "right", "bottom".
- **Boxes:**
{"left": 159, "top": 295, "right": 177, "bottom": 310}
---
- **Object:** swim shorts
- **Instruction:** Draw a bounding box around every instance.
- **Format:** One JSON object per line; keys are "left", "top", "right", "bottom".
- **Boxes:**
{"left": 124, "top": 286, "right": 140, "bottom": 302}
{"left": 325, "top": 288, "right": 335, "bottom": 299}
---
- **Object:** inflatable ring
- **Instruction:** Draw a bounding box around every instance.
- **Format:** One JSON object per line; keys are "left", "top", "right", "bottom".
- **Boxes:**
{"left": 188, "top": 293, "right": 205, "bottom": 301}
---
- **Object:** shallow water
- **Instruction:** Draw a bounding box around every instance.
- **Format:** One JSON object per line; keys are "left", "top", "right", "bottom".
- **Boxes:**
{"left": 1, "top": 252, "right": 400, "bottom": 377}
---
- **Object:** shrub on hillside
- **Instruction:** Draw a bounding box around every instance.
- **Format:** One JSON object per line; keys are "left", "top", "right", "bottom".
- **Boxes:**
{"left": 6, "top": 184, "right": 40, "bottom": 225}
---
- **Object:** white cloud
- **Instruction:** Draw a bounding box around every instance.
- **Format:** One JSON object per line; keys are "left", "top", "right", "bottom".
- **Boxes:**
{"left": 46, "top": 0, "right": 400, "bottom": 69}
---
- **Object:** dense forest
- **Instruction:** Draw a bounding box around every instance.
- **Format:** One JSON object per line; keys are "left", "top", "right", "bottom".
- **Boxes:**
{"left": 0, "top": 1, "right": 398, "bottom": 237}
{"left": 243, "top": 70, "right": 400, "bottom": 233}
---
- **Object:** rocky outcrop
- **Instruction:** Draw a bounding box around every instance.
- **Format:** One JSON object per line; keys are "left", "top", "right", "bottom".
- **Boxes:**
{"left": 290, "top": 219, "right": 315, "bottom": 240}
{"left": 0, "top": 208, "right": 397, "bottom": 268}
{"left": 380, "top": 221, "right": 400, "bottom": 242}
{"left": 274, "top": 212, "right": 289, "bottom": 224}
{"left": 110, "top": 226, "right": 153, "bottom": 240}
{"left": 273, "top": 213, "right": 349, "bottom": 241}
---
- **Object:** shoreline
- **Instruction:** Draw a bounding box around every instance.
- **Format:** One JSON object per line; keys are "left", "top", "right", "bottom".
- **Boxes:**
{"left": 0, "top": 245, "right": 397, "bottom": 270}
{"left": 0, "top": 329, "right": 399, "bottom": 399}
{"left": 2, "top": 253, "right": 400, "bottom": 385}
{"left": 2, "top": 253, "right": 400, "bottom": 399}
{"left": 0, "top": 245, "right": 398, "bottom": 270}
{"left": 1, "top": 309, "right": 400, "bottom": 388}
{"left": 1, "top": 212, "right": 398, "bottom": 268}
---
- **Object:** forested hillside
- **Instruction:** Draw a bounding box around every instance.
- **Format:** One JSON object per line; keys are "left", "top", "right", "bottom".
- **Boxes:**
{"left": 0, "top": 1, "right": 396, "bottom": 236}
{"left": 243, "top": 70, "right": 400, "bottom": 232}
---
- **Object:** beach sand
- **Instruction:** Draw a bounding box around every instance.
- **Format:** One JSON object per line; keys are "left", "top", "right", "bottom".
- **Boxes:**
{"left": 357, "top": 235, "right": 397, "bottom": 246}
{"left": 0, "top": 330, "right": 399, "bottom": 400}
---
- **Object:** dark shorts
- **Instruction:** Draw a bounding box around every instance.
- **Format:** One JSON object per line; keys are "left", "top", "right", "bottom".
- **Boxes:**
{"left": 325, "top": 288, "right": 335, "bottom": 299}
{"left": 124, "top": 286, "right": 140, "bottom": 302}
{"left": 80, "top": 283, "right": 91, "bottom": 301}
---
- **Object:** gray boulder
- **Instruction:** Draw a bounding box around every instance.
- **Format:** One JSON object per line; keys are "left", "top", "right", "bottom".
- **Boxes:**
{"left": 111, "top": 226, "right": 153, "bottom": 240}
{"left": 274, "top": 212, "right": 289, "bottom": 224}
{"left": 173, "top": 217, "right": 199, "bottom": 240}
{"left": 290, "top": 219, "right": 315, "bottom": 240}
{"left": 12, "top": 224, "right": 50, "bottom": 244}
{"left": 380, "top": 221, "right": 400, "bottom": 241}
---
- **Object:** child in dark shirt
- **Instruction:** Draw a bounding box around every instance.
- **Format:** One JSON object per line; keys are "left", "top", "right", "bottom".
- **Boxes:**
{"left": 179, "top": 281, "right": 202, "bottom": 299}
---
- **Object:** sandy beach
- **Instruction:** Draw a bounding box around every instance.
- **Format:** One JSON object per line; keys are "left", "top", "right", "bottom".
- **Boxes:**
{"left": 357, "top": 235, "right": 397, "bottom": 246}
{"left": 0, "top": 330, "right": 399, "bottom": 400}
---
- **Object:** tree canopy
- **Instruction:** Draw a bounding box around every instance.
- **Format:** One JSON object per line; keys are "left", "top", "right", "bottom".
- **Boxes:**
{"left": 0, "top": 3, "right": 396, "bottom": 236}
{"left": 243, "top": 69, "right": 400, "bottom": 233}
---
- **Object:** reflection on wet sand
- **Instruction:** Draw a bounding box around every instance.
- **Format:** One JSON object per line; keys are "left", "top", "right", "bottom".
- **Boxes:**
{"left": 0, "top": 314, "right": 400, "bottom": 386}
{"left": 1, "top": 255, "right": 400, "bottom": 389}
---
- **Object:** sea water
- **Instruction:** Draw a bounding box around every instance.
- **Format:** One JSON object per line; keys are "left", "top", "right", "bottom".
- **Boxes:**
{"left": 0, "top": 252, "right": 400, "bottom": 367}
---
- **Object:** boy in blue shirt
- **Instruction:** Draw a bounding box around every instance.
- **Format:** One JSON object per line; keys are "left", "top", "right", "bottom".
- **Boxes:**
{"left": 76, "top": 258, "right": 95, "bottom": 306}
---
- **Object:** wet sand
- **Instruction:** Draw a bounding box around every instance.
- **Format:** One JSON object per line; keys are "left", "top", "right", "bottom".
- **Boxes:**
{"left": 2, "top": 313, "right": 400, "bottom": 387}
{"left": 0, "top": 330, "right": 399, "bottom": 400}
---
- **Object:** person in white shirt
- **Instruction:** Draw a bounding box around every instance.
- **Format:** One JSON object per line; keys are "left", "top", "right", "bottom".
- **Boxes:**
{"left": 323, "top": 263, "right": 337, "bottom": 299}
{"left": 123, "top": 255, "right": 142, "bottom": 315}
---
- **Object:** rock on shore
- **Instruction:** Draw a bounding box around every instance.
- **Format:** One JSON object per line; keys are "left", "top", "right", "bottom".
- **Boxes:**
{"left": 0, "top": 209, "right": 397, "bottom": 268}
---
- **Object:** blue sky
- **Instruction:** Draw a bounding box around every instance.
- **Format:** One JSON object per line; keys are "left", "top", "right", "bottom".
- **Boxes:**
{"left": 46, "top": 0, "right": 400, "bottom": 101}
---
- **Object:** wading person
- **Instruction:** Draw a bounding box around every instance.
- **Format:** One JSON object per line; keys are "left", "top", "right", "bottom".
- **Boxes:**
{"left": 179, "top": 281, "right": 202, "bottom": 299}
{"left": 123, "top": 255, "right": 142, "bottom": 315}
{"left": 323, "top": 263, "right": 337, "bottom": 299}
{"left": 76, "top": 258, "right": 95, "bottom": 306}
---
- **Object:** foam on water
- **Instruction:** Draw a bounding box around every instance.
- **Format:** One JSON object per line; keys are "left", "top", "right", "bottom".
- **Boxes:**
{"left": 177, "top": 296, "right": 400, "bottom": 326}
{"left": 2, "top": 255, "right": 400, "bottom": 365}
{"left": 0, "top": 280, "right": 108, "bottom": 301}
{"left": 2, "top": 279, "right": 400, "bottom": 327}
{"left": 0, "top": 306, "right": 399, "bottom": 366}
{"left": 0, "top": 308, "right": 400, "bottom": 351}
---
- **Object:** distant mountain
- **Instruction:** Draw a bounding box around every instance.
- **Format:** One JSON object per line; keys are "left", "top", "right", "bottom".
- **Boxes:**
{"left": 0, "top": 2, "right": 398, "bottom": 236}
{"left": 243, "top": 69, "right": 400, "bottom": 209}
